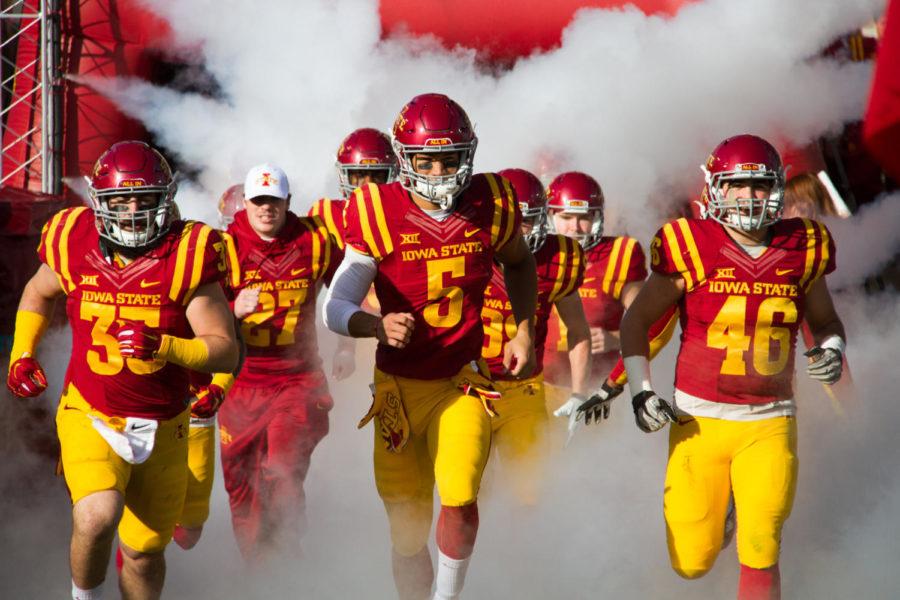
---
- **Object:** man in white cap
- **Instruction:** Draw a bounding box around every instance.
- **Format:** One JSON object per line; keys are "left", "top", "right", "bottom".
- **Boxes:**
{"left": 216, "top": 163, "right": 338, "bottom": 563}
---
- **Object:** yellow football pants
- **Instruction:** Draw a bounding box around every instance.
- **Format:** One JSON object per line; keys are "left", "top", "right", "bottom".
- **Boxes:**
{"left": 55, "top": 383, "right": 190, "bottom": 553}
{"left": 664, "top": 415, "right": 798, "bottom": 577}
{"left": 372, "top": 367, "right": 492, "bottom": 556}
{"left": 490, "top": 375, "right": 548, "bottom": 506}
{"left": 178, "top": 422, "right": 216, "bottom": 528}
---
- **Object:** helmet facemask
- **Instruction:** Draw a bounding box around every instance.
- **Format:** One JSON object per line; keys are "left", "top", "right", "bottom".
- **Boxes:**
{"left": 703, "top": 168, "right": 783, "bottom": 232}
{"left": 520, "top": 203, "right": 548, "bottom": 252}
{"left": 393, "top": 139, "right": 477, "bottom": 210}
{"left": 337, "top": 163, "right": 398, "bottom": 197}
{"left": 88, "top": 181, "right": 177, "bottom": 249}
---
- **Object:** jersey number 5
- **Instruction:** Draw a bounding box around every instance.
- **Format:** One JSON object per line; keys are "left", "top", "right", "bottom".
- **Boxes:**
{"left": 424, "top": 257, "right": 466, "bottom": 328}
{"left": 707, "top": 295, "right": 798, "bottom": 377}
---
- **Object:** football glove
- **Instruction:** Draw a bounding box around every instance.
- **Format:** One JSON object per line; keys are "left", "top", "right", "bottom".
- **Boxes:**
{"left": 7, "top": 356, "right": 48, "bottom": 398}
{"left": 576, "top": 380, "right": 625, "bottom": 425}
{"left": 805, "top": 346, "right": 842, "bottom": 385}
{"left": 632, "top": 390, "right": 677, "bottom": 433}
{"left": 553, "top": 393, "right": 588, "bottom": 446}
{"left": 190, "top": 384, "right": 226, "bottom": 419}
{"left": 116, "top": 322, "right": 162, "bottom": 360}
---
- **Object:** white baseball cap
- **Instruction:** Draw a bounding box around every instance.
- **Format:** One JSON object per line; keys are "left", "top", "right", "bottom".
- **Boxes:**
{"left": 244, "top": 163, "right": 290, "bottom": 201}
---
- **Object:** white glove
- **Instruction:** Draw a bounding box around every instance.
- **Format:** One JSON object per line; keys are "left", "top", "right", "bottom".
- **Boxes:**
{"left": 632, "top": 390, "right": 677, "bottom": 433}
{"left": 332, "top": 348, "right": 356, "bottom": 380}
{"left": 553, "top": 393, "right": 588, "bottom": 446}
{"left": 805, "top": 346, "right": 842, "bottom": 385}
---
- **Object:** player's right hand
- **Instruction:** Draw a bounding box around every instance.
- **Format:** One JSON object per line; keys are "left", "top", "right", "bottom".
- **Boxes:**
{"left": 376, "top": 313, "right": 415, "bottom": 348}
{"left": 632, "top": 389, "right": 677, "bottom": 433}
{"left": 7, "top": 356, "right": 48, "bottom": 398}
{"left": 233, "top": 287, "right": 261, "bottom": 319}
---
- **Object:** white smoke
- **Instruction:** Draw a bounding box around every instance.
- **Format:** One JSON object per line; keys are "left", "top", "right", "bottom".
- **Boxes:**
{"left": 7, "top": 0, "right": 899, "bottom": 597}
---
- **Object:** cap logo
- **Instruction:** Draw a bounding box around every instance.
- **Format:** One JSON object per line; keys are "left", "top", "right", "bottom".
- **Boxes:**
{"left": 257, "top": 172, "right": 278, "bottom": 187}
{"left": 425, "top": 138, "right": 452, "bottom": 146}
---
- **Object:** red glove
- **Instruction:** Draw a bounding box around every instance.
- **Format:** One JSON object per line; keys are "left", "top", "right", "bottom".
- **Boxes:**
{"left": 191, "top": 384, "right": 226, "bottom": 419}
{"left": 7, "top": 357, "right": 48, "bottom": 398}
{"left": 116, "top": 322, "right": 162, "bottom": 360}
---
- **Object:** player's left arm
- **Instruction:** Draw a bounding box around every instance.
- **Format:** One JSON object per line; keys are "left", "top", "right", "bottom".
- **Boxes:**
{"left": 495, "top": 232, "right": 538, "bottom": 377}
{"left": 554, "top": 291, "right": 591, "bottom": 396}
{"left": 803, "top": 276, "right": 846, "bottom": 384}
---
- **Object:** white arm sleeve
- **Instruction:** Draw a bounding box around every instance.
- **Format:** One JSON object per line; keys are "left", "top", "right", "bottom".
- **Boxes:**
{"left": 323, "top": 247, "right": 378, "bottom": 335}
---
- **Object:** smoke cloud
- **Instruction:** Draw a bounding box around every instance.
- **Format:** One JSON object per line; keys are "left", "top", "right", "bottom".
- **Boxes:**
{"left": 5, "top": 0, "right": 898, "bottom": 597}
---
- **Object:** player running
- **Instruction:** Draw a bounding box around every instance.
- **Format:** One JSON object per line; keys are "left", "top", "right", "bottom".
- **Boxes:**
{"left": 620, "top": 134, "right": 846, "bottom": 599}
{"left": 6, "top": 140, "right": 238, "bottom": 600}
{"left": 324, "top": 93, "right": 537, "bottom": 600}
{"left": 481, "top": 167, "right": 590, "bottom": 501}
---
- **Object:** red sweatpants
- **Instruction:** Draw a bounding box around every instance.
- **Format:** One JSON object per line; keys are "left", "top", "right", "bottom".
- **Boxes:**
{"left": 218, "top": 370, "right": 331, "bottom": 563}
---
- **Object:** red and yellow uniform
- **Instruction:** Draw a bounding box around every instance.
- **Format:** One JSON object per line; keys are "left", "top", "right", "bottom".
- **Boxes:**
{"left": 344, "top": 175, "right": 519, "bottom": 554}
{"left": 218, "top": 209, "right": 333, "bottom": 561}
{"left": 652, "top": 216, "right": 834, "bottom": 575}
{"left": 481, "top": 233, "right": 584, "bottom": 503}
{"left": 40, "top": 207, "right": 225, "bottom": 552}
{"left": 544, "top": 235, "right": 646, "bottom": 390}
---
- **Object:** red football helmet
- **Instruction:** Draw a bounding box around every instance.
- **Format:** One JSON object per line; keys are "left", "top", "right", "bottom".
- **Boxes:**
{"left": 335, "top": 128, "right": 398, "bottom": 197}
{"left": 498, "top": 168, "right": 547, "bottom": 251}
{"left": 702, "top": 134, "right": 784, "bottom": 231}
{"left": 217, "top": 183, "right": 244, "bottom": 227}
{"left": 87, "top": 140, "right": 177, "bottom": 248}
{"left": 546, "top": 171, "right": 604, "bottom": 249}
{"left": 391, "top": 93, "right": 477, "bottom": 209}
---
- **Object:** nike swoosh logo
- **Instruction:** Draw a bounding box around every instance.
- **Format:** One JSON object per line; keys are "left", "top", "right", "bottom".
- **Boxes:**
{"left": 130, "top": 424, "right": 151, "bottom": 431}
{"left": 582, "top": 277, "right": 596, "bottom": 283}
{"left": 140, "top": 279, "right": 160, "bottom": 288}
{"left": 775, "top": 269, "right": 793, "bottom": 276}
{"left": 291, "top": 267, "right": 308, "bottom": 276}
{"left": 464, "top": 228, "right": 480, "bottom": 238}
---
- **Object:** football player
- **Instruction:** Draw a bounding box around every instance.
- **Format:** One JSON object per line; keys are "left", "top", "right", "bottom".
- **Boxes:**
{"left": 217, "top": 163, "right": 336, "bottom": 564}
{"left": 6, "top": 141, "right": 238, "bottom": 600}
{"left": 481, "top": 168, "right": 590, "bottom": 502}
{"left": 324, "top": 93, "right": 537, "bottom": 600}
{"left": 541, "top": 172, "right": 647, "bottom": 416}
{"left": 308, "top": 128, "right": 398, "bottom": 379}
{"left": 620, "top": 134, "right": 846, "bottom": 599}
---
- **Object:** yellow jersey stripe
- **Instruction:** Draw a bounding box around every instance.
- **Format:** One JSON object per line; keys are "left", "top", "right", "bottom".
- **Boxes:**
{"left": 613, "top": 238, "right": 637, "bottom": 299}
{"left": 549, "top": 236, "right": 570, "bottom": 302}
{"left": 676, "top": 218, "right": 705, "bottom": 285}
{"left": 321, "top": 199, "right": 344, "bottom": 250}
{"left": 602, "top": 237, "right": 624, "bottom": 295}
{"left": 498, "top": 176, "right": 517, "bottom": 250}
{"left": 809, "top": 221, "right": 831, "bottom": 290}
{"left": 662, "top": 222, "right": 694, "bottom": 291}
{"left": 355, "top": 188, "right": 381, "bottom": 259}
{"left": 368, "top": 184, "right": 394, "bottom": 257}
{"left": 487, "top": 174, "right": 504, "bottom": 249}
{"left": 560, "top": 238, "right": 584, "bottom": 299}
{"left": 222, "top": 232, "right": 242, "bottom": 289}
{"left": 184, "top": 224, "right": 212, "bottom": 305}
{"left": 42, "top": 209, "right": 67, "bottom": 274}
{"left": 169, "top": 222, "right": 195, "bottom": 302}
{"left": 319, "top": 219, "right": 332, "bottom": 280}
{"left": 58, "top": 207, "right": 87, "bottom": 292}
{"left": 798, "top": 218, "right": 817, "bottom": 290}
{"left": 305, "top": 217, "right": 324, "bottom": 281}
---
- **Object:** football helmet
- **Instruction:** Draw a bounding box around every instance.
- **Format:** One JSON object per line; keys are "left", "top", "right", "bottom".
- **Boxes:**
{"left": 391, "top": 93, "right": 477, "bottom": 210}
{"left": 87, "top": 140, "right": 177, "bottom": 248}
{"left": 498, "top": 168, "right": 547, "bottom": 251}
{"left": 546, "top": 171, "right": 604, "bottom": 249}
{"left": 217, "top": 183, "right": 244, "bottom": 227}
{"left": 336, "top": 128, "right": 398, "bottom": 197}
{"left": 702, "top": 134, "right": 784, "bottom": 231}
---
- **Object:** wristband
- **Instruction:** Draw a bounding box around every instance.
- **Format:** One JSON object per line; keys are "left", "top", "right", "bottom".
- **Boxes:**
{"left": 157, "top": 335, "right": 210, "bottom": 370}
{"left": 623, "top": 355, "right": 653, "bottom": 400}
{"left": 819, "top": 335, "right": 846, "bottom": 355}
{"left": 10, "top": 310, "right": 50, "bottom": 364}
{"left": 210, "top": 371, "right": 236, "bottom": 393}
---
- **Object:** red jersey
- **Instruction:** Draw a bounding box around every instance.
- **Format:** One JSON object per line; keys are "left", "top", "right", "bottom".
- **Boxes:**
{"left": 343, "top": 175, "right": 520, "bottom": 379}
{"left": 652, "top": 217, "right": 835, "bottom": 405}
{"left": 308, "top": 196, "right": 347, "bottom": 264}
{"left": 227, "top": 210, "right": 333, "bottom": 380}
{"left": 481, "top": 234, "right": 585, "bottom": 380}
{"left": 38, "top": 207, "right": 226, "bottom": 419}
{"left": 544, "top": 235, "right": 646, "bottom": 385}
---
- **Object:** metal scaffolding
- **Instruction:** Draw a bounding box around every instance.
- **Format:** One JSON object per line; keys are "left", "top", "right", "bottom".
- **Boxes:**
{"left": 0, "top": 0, "right": 60, "bottom": 194}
